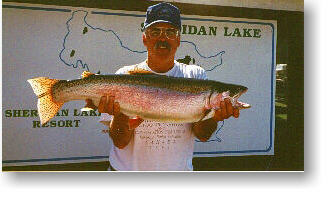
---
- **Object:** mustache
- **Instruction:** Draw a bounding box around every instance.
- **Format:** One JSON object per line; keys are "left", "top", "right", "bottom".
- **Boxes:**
{"left": 154, "top": 41, "right": 171, "bottom": 50}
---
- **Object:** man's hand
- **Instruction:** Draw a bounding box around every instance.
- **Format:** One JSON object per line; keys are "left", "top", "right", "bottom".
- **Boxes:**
{"left": 212, "top": 98, "right": 239, "bottom": 121}
{"left": 192, "top": 98, "right": 240, "bottom": 142}
{"left": 85, "top": 96, "right": 143, "bottom": 149}
{"left": 85, "top": 96, "right": 143, "bottom": 130}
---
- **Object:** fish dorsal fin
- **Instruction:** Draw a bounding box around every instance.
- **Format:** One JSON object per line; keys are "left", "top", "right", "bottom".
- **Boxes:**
{"left": 81, "top": 71, "right": 95, "bottom": 79}
{"left": 127, "top": 68, "right": 155, "bottom": 75}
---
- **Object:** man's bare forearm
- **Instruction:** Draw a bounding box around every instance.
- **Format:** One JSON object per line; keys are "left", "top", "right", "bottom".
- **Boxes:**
{"left": 192, "top": 118, "right": 218, "bottom": 142}
{"left": 109, "top": 127, "right": 134, "bottom": 149}
{"left": 108, "top": 113, "right": 133, "bottom": 149}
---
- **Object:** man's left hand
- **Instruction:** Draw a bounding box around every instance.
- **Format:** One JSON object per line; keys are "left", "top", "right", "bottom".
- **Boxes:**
{"left": 212, "top": 98, "right": 239, "bottom": 122}
{"left": 192, "top": 98, "right": 240, "bottom": 142}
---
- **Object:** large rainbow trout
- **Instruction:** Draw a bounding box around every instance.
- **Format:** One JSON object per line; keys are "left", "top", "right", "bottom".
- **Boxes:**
{"left": 28, "top": 72, "right": 250, "bottom": 125}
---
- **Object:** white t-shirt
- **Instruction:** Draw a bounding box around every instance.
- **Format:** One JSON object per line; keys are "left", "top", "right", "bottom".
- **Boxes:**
{"left": 99, "top": 60, "right": 207, "bottom": 171}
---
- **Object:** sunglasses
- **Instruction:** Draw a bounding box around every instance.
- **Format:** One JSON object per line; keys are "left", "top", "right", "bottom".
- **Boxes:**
{"left": 145, "top": 27, "right": 179, "bottom": 40}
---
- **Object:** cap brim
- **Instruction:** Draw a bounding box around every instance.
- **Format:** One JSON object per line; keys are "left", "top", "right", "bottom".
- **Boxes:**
{"left": 142, "top": 20, "right": 179, "bottom": 30}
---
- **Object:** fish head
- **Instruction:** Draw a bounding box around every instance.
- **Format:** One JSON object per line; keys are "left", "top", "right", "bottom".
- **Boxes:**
{"left": 209, "top": 84, "right": 250, "bottom": 110}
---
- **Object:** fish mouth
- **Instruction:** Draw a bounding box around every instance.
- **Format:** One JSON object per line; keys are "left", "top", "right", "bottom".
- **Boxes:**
{"left": 233, "top": 88, "right": 250, "bottom": 109}
{"left": 233, "top": 88, "right": 247, "bottom": 101}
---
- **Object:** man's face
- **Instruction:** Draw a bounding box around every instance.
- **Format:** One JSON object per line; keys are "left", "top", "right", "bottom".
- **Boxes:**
{"left": 143, "top": 23, "right": 180, "bottom": 60}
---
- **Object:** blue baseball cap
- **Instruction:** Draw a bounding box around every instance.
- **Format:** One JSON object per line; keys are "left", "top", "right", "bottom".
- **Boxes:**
{"left": 142, "top": 2, "right": 181, "bottom": 31}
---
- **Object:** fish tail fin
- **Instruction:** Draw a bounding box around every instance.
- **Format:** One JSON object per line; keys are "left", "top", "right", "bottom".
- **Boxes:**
{"left": 27, "top": 77, "right": 63, "bottom": 125}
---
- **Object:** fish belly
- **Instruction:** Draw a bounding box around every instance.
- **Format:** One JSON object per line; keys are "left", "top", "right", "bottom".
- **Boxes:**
{"left": 113, "top": 84, "right": 209, "bottom": 123}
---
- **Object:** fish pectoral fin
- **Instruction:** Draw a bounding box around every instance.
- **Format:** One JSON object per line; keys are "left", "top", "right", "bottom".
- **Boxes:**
{"left": 81, "top": 101, "right": 97, "bottom": 111}
{"left": 81, "top": 107, "right": 95, "bottom": 112}
{"left": 81, "top": 71, "right": 95, "bottom": 79}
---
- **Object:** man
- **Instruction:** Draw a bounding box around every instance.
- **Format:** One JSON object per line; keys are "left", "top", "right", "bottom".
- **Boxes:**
{"left": 87, "top": 2, "right": 239, "bottom": 171}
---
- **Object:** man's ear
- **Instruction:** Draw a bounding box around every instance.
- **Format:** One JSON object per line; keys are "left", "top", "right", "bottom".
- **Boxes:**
{"left": 142, "top": 33, "right": 147, "bottom": 46}
{"left": 176, "top": 35, "right": 181, "bottom": 47}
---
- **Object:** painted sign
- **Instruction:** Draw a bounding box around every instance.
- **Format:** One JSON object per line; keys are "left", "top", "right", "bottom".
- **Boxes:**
{"left": 2, "top": 3, "right": 276, "bottom": 166}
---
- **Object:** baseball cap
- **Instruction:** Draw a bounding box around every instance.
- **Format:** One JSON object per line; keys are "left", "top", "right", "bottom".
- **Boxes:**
{"left": 142, "top": 2, "right": 181, "bottom": 31}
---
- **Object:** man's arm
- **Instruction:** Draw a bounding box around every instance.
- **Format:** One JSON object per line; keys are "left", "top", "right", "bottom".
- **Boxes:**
{"left": 108, "top": 112, "right": 133, "bottom": 149}
{"left": 87, "top": 96, "right": 143, "bottom": 149}
{"left": 100, "top": 119, "right": 133, "bottom": 149}
{"left": 192, "top": 118, "right": 218, "bottom": 142}
{"left": 192, "top": 98, "right": 239, "bottom": 142}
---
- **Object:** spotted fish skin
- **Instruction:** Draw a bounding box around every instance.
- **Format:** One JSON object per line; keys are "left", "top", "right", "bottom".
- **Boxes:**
{"left": 28, "top": 73, "right": 250, "bottom": 125}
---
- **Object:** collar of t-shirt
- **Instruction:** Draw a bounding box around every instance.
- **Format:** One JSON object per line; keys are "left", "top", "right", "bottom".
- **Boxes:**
{"left": 137, "top": 60, "right": 178, "bottom": 76}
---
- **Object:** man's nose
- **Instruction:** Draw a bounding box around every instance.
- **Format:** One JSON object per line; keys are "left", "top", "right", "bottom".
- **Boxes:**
{"left": 159, "top": 30, "right": 167, "bottom": 40}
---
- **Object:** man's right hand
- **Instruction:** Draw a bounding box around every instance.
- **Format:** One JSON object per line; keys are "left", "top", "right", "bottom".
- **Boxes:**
{"left": 97, "top": 95, "right": 120, "bottom": 116}
{"left": 85, "top": 96, "right": 143, "bottom": 149}
{"left": 85, "top": 96, "right": 143, "bottom": 130}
